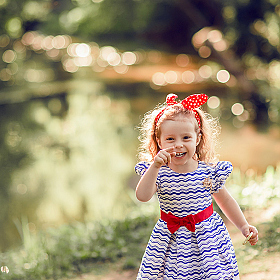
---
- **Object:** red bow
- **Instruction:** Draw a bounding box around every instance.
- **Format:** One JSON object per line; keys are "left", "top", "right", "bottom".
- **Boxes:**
{"left": 161, "top": 211, "right": 196, "bottom": 233}
{"left": 161, "top": 204, "right": 214, "bottom": 234}
{"left": 154, "top": 93, "right": 208, "bottom": 127}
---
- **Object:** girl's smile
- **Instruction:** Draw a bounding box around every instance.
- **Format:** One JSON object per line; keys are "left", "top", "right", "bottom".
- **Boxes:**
{"left": 175, "top": 152, "right": 186, "bottom": 158}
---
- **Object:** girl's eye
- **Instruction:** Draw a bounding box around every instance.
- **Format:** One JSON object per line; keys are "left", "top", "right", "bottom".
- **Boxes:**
{"left": 183, "top": 136, "right": 190, "bottom": 140}
{"left": 166, "top": 137, "right": 174, "bottom": 141}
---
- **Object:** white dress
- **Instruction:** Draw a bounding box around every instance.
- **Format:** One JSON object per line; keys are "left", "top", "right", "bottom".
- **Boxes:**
{"left": 135, "top": 161, "right": 239, "bottom": 280}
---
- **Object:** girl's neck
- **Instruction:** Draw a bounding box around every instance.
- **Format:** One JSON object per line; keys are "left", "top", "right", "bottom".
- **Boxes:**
{"left": 168, "top": 159, "right": 199, "bottom": 174}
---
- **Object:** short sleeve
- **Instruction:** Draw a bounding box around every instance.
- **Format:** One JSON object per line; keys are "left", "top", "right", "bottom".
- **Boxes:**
{"left": 135, "top": 161, "right": 151, "bottom": 176}
{"left": 208, "top": 161, "right": 233, "bottom": 194}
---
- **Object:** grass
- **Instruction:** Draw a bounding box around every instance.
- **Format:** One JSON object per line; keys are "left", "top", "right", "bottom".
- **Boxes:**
{"left": 1, "top": 165, "right": 280, "bottom": 279}
{"left": 0, "top": 214, "right": 157, "bottom": 280}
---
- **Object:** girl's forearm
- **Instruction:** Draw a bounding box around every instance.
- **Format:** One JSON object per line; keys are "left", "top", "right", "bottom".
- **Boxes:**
{"left": 213, "top": 189, "right": 249, "bottom": 233}
{"left": 220, "top": 197, "right": 248, "bottom": 232}
{"left": 136, "top": 163, "right": 159, "bottom": 202}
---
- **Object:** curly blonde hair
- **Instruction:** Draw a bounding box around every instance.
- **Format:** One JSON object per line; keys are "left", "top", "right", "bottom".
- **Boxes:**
{"left": 137, "top": 100, "right": 220, "bottom": 164}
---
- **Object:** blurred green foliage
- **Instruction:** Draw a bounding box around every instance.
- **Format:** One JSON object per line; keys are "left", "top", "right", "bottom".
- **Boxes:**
{"left": 0, "top": 84, "right": 138, "bottom": 251}
{"left": 257, "top": 214, "right": 280, "bottom": 252}
{"left": 227, "top": 165, "right": 280, "bottom": 208}
{"left": 0, "top": 213, "right": 157, "bottom": 279}
{"left": 0, "top": 101, "right": 43, "bottom": 251}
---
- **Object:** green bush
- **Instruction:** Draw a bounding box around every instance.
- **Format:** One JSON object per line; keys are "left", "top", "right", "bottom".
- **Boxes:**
{"left": 0, "top": 215, "right": 156, "bottom": 279}
{"left": 255, "top": 214, "right": 280, "bottom": 252}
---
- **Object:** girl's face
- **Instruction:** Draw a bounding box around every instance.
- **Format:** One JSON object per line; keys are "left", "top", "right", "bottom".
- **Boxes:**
{"left": 157, "top": 116, "right": 200, "bottom": 172}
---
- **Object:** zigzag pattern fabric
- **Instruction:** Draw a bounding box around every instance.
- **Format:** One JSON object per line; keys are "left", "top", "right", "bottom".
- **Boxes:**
{"left": 135, "top": 161, "right": 240, "bottom": 280}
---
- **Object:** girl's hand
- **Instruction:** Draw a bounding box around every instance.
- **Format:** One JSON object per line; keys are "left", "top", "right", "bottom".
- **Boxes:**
{"left": 242, "top": 225, "right": 258, "bottom": 246}
{"left": 153, "top": 147, "right": 176, "bottom": 168}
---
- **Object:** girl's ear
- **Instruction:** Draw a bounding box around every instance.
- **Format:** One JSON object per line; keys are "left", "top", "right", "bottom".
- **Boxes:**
{"left": 156, "top": 137, "right": 162, "bottom": 149}
{"left": 196, "top": 133, "right": 201, "bottom": 146}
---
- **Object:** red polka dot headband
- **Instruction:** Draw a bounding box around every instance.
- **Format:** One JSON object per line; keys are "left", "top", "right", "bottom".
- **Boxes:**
{"left": 154, "top": 93, "right": 208, "bottom": 128}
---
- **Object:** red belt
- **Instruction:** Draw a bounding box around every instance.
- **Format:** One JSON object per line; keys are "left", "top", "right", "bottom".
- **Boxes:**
{"left": 160, "top": 203, "right": 213, "bottom": 234}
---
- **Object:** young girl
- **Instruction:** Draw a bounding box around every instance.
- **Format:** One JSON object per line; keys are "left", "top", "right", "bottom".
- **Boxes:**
{"left": 135, "top": 93, "right": 258, "bottom": 280}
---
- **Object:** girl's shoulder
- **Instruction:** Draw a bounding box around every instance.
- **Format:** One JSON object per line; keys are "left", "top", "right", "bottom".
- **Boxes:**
{"left": 135, "top": 160, "right": 233, "bottom": 177}
{"left": 135, "top": 161, "right": 169, "bottom": 176}
{"left": 200, "top": 161, "right": 233, "bottom": 194}
{"left": 200, "top": 160, "right": 233, "bottom": 172}
{"left": 135, "top": 161, "right": 151, "bottom": 176}
{"left": 199, "top": 161, "right": 233, "bottom": 181}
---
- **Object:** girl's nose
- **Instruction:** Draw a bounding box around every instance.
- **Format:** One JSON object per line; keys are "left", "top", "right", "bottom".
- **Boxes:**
{"left": 175, "top": 143, "right": 183, "bottom": 148}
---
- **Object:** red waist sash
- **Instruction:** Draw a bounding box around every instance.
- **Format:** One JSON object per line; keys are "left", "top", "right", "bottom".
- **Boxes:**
{"left": 160, "top": 203, "right": 213, "bottom": 234}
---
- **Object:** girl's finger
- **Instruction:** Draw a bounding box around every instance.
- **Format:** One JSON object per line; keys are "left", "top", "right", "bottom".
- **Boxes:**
{"left": 242, "top": 232, "right": 253, "bottom": 245}
{"left": 160, "top": 150, "right": 172, "bottom": 162}
{"left": 156, "top": 152, "right": 170, "bottom": 164}
{"left": 163, "top": 147, "right": 175, "bottom": 162}
{"left": 163, "top": 146, "right": 175, "bottom": 153}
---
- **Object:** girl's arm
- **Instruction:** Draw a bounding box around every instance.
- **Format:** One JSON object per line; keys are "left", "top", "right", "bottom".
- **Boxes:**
{"left": 135, "top": 162, "right": 160, "bottom": 202}
{"left": 212, "top": 188, "right": 258, "bottom": 245}
{"left": 136, "top": 147, "right": 175, "bottom": 202}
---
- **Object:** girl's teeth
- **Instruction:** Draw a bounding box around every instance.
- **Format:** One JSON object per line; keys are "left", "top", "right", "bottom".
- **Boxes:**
{"left": 176, "top": 152, "right": 185, "bottom": 157}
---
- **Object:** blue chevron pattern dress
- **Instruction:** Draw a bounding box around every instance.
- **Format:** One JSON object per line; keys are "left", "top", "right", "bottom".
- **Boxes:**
{"left": 135, "top": 161, "right": 239, "bottom": 280}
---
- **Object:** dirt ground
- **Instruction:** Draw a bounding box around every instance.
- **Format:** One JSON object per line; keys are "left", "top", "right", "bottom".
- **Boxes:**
{"left": 69, "top": 250, "right": 280, "bottom": 280}
{"left": 241, "top": 252, "right": 280, "bottom": 280}
{"left": 70, "top": 251, "right": 280, "bottom": 280}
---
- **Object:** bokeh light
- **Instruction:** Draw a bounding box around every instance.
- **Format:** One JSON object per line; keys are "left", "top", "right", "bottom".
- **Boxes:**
{"left": 164, "top": 71, "right": 179, "bottom": 84}
{"left": 217, "top": 70, "right": 230, "bottom": 83}
{"left": 107, "top": 52, "right": 121, "bottom": 66}
{"left": 148, "top": 50, "right": 162, "bottom": 63}
{"left": 63, "top": 58, "right": 79, "bottom": 73}
{"left": 176, "top": 54, "right": 190, "bottom": 67}
{"left": 2, "top": 50, "right": 17, "bottom": 63}
{"left": 24, "top": 69, "right": 47, "bottom": 83}
{"left": 100, "top": 46, "right": 117, "bottom": 61}
{"left": 198, "top": 46, "right": 211, "bottom": 58}
{"left": 114, "top": 64, "right": 129, "bottom": 74}
{"left": 52, "top": 35, "right": 67, "bottom": 49}
{"left": 0, "top": 68, "right": 12, "bottom": 81}
{"left": 22, "top": 31, "right": 35, "bottom": 45}
{"left": 207, "top": 96, "right": 220, "bottom": 109}
{"left": 17, "top": 184, "right": 27, "bottom": 195}
{"left": 198, "top": 65, "right": 212, "bottom": 79}
{"left": 6, "top": 17, "right": 22, "bottom": 38}
{"left": 76, "top": 43, "right": 91, "bottom": 57}
{"left": 192, "top": 27, "right": 210, "bottom": 48}
{"left": 122, "top": 52, "right": 137, "bottom": 65}
{"left": 13, "top": 39, "right": 26, "bottom": 53}
{"left": 0, "top": 34, "right": 10, "bottom": 47}
{"left": 207, "top": 30, "right": 223, "bottom": 43}
{"left": 46, "top": 49, "right": 60, "bottom": 60}
{"left": 237, "top": 110, "right": 250, "bottom": 122}
{"left": 231, "top": 103, "right": 244, "bottom": 116}
{"left": 182, "top": 70, "right": 195, "bottom": 84}
{"left": 152, "top": 72, "right": 166, "bottom": 86}
{"left": 213, "top": 39, "right": 228, "bottom": 52}
{"left": 74, "top": 56, "right": 93, "bottom": 67}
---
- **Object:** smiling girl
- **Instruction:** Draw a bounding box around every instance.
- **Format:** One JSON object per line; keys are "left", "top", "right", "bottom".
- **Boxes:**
{"left": 135, "top": 93, "right": 258, "bottom": 280}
